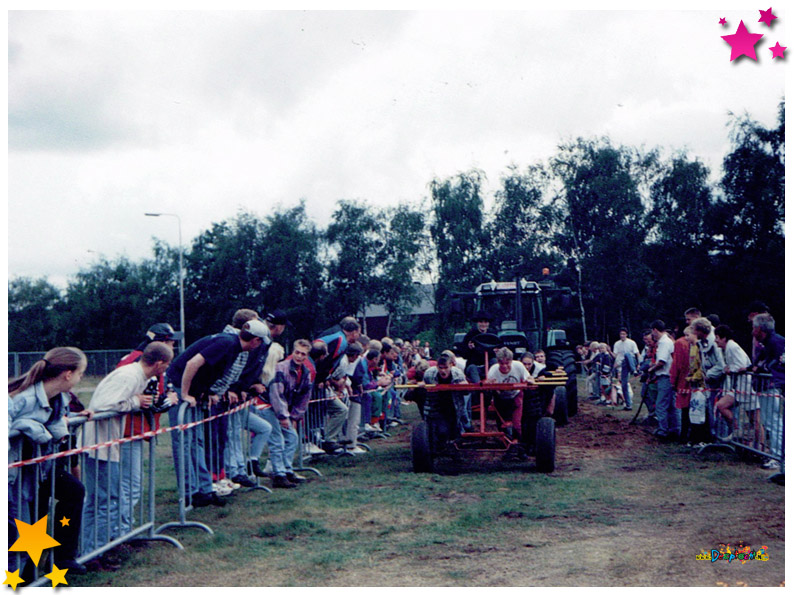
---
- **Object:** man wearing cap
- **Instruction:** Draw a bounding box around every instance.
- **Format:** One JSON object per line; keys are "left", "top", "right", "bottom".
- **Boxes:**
{"left": 165, "top": 318, "right": 270, "bottom": 506}
{"left": 211, "top": 309, "right": 273, "bottom": 491}
{"left": 460, "top": 311, "right": 494, "bottom": 430}
{"left": 265, "top": 309, "right": 288, "bottom": 339}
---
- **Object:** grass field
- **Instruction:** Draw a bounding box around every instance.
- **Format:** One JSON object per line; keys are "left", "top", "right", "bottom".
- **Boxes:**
{"left": 64, "top": 377, "right": 785, "bottom": 588}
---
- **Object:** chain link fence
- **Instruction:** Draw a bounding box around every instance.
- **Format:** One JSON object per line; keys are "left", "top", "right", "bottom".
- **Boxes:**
{"left": 8, "top": 350, "right": 131, "bottom": 379}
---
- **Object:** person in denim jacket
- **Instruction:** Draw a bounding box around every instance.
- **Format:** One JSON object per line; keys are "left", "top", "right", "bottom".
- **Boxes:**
{"left": 8, "top": 347, "right": 88, "bottom": 575}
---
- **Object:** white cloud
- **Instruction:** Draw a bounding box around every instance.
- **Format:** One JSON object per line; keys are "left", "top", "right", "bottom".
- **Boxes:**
{"left": 8, "top": 9, "right": 785, "bottom": 286}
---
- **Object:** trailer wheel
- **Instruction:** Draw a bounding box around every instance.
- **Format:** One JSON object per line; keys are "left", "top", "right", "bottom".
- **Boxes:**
{"left": 535, "top": 417, "right": 556, "bottom": 473}
{"left": 553, "top": 386, "right": 568, "bottom": 427}
{"left": 411, "top": 421, "right": 434, "bottom": 473}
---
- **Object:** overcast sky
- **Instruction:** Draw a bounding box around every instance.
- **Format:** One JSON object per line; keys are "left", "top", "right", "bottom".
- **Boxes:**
{"left": 7, "top": 7, "right": 787, "bottom": 289}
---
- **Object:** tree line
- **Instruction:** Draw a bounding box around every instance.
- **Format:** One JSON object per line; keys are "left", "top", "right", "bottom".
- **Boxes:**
{"left": 9, "top": 102, "right": 784, "bottom": 353}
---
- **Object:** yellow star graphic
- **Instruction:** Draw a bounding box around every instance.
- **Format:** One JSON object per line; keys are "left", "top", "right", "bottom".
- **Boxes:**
{"left": 2, "top": 570, "right": 25, "bottom": 591}
{"left": 44, "top": 565, "right": 68, "bottom": 589}
{"left": 59, "top": 517, "right": 70, "bottom": 528}
{"left": 8, "top": 515, "right": 60, "bottom": 566}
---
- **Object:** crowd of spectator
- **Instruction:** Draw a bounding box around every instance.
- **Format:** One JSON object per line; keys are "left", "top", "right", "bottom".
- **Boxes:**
{"left": 8, "top": 301, "right": 784, "bottom": 578}
{"left": 575, "top": 303, "right": 785, "bottom": 473}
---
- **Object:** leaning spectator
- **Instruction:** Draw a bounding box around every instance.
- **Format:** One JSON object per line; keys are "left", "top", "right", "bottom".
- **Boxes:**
{"left": 714, "top": 325, "right": 757, "bottom": 446}
{"left": 81, "top": 342, "right": 174, "bottom": 553}
{"left": 261, "top": 339, "right": 314, "bottom": 488}
{"left": 165, "top": 319, "right": 269, "bottom": 507}
{"left": 751, "top": 313, "right": 784, "bottom": 470}
{"left": 8, "top": 347, "right": 89, "bottom": 575}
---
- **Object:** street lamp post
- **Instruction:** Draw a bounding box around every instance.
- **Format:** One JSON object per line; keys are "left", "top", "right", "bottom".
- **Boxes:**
{"left": 145, "top": 212, "right": 186, "bottom": 352}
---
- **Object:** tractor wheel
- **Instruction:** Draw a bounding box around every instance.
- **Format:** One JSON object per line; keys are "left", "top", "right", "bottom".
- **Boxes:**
{"left": 535, "top": 417, "right": 556, "bottom": 473}
{"left": 546, "top": 348, "right": 578, "bottom": 418}
{"left": 411, "top": 421, "right": 434, "bottom": 473}
{"left": 553, "top": 386, "right": 568, "bottom": 427}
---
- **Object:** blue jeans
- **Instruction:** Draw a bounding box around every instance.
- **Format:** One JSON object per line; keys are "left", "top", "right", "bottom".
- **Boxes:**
{"left": 621, "top": 354, "right": 636, "bottom": 408}
{"left": 759, "top": 388, "right": 783, "bottom": 460}
{"left": 655, "top": 375, "right": 680, "bottom": 437}
{"left": 260, "top": 407, "right": 299, "bottom": 477}
{"left": 168, "top": 399, "right": 213, "bottom": 497}
{"left": 246, "top": 406, "right": 274, "bottom": 462}
{"left": 82, "top": 441, "right": 142, "bottom": 552}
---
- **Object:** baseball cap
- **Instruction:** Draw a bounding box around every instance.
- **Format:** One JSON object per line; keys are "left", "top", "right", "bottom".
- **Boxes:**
{"left": 242, "top": 319, "right": 272, "bottom": 344}
{"left": 146, "top": 323, "right": 183, "bottom": 342}
{"left": 265, "top": 309, "right": 289, "bottom": 326}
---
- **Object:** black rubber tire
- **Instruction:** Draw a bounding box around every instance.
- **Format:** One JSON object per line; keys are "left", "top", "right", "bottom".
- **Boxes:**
{"left": 411, "top": 421, "right": 434, "bottom": 473}
{"left": 553, "top": 386, "right": 568, "bottom": 427}
{"left": 535, "top": 417, "right": 556, "bottom": 473}
{"left": 546, "top": 348, "right": 578, "bottom": 418}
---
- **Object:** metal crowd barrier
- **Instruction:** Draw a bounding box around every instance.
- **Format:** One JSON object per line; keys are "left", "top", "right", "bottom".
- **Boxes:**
{"left": 7, "top": 411, "right": 183, "bottom": 587}
{"left": 698, "top": 372, "right": 784, "bottom": 481}
{"left": 156, "top": 398, "right": 272, "bottom": 537}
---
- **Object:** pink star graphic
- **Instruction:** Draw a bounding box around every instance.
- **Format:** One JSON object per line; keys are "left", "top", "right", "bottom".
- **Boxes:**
{"left": 758, "top": 8, "right": 777, "bottom": 27}
{"left": 719, "top": 17, "right": 727, "bottom": 26}
{"left": 721, "top": 20, "right": 764, "bottom": 61}
{"left": 769, "top": 42, "right": 787, "bottom": 58}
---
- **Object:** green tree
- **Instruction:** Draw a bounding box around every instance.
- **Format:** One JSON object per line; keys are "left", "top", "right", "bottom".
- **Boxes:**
{"left": 484, "top": 163, "right": 553, "bottom": 281}
{"left": 429, "top": 170, "right": 488, "bottom": 342}
{"left": 376, "top": 203, "right": 430, "bottom": 336}
{"left": 324, "top": 200, "right": 383, "bottom": 327}
{"left": 8, "top": 277, "right": 64, "bottom": 351}
{"left": 709, "top": 101, "right": 785, "bottom": 334}
{"left": 549, "top": 137, "right": 651, "bottom": 339}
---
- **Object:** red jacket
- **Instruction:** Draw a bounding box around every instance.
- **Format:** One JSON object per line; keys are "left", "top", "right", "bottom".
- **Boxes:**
{"left": 669, "top": 337, "right": 691, "bottom": 408}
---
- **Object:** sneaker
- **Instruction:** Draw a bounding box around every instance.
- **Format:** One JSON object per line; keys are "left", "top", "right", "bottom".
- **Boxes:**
{"left": 322, "top": 440, "right": 342, "bottom": 454}
{"left": 212, "top": 483, "right": 233, "bottom": 496}
{"left": 623, "top": 406, "right": 633, "bottom": 411}
{"left": 762, "top": 459, "right": 780, "bottom": 470}
{"left": 231, "top": 474, "right": 256, "bottom": 488}
{"left": 596, "top": 399, "right": 608, "bottom": 406}
{"left": 272, "top": 475, "right": 297, "bottom": 489}
{"left": 364, "top": 423, "right": 382, "bottom": 433}
{"left": 719, "top": 432, "right": 733, "bottom": 442}
{"left": 218, "top": 478, "right": 240, "bottom": 490}
{"left": 349, "top": 446, "right": 367, "bottom": 454}
{"left": 286, "top": 472, "right": 307, "bottom": 484}
{"left": 388, "top": 421, "right": 400, "bottom": 427}
{"left": 304, "top": 442, "right": 325, "bottom": 455}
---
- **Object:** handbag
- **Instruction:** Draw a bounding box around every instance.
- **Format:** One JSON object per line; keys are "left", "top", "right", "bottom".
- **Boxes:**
{"left": 689, "top": 389, "right": 706, "bottom": 424}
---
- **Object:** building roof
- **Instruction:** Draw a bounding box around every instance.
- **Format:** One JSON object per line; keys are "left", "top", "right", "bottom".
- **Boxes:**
{"left": 359, "top": 283, "right": 435, "bottom": 318}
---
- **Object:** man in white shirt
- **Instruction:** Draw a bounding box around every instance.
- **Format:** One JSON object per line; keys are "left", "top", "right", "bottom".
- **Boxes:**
{"left": 486, "top": 347, "right": 535, "bottom": 440}
{"left": 648, "top": 320, "right": 679, "bottom": 440}
{"left": 82, "top": 341, "right": 174, "bottom": 552}
{"left": 613, "top": 328, "right": 640, "bottom": 411}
